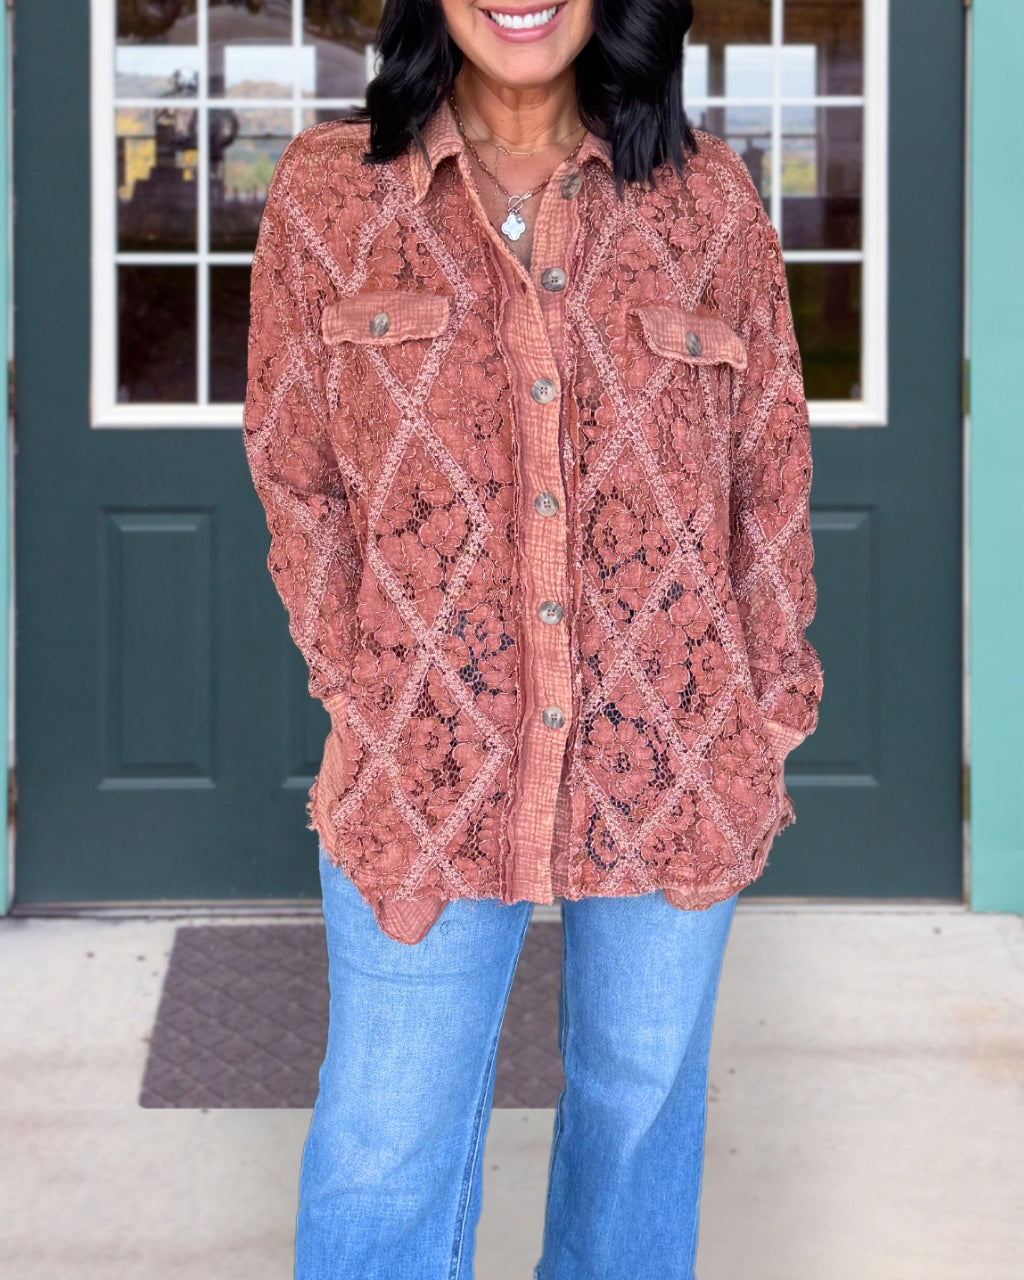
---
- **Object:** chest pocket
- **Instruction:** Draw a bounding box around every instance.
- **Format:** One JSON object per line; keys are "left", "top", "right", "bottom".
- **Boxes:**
{"left": 321, "top": 291, "right": 450, "bottom": 347}
{"left": 631, "top": 306, "right": 748, "bottom": 372}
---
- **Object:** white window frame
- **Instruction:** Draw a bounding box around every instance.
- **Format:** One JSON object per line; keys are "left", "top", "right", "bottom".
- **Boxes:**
{"left": 684, "top": 0, "right": 889, "bottom": 427}
{"left": 90, "top": 0, "right": 888, "bottom": 430}
{"left": 91, "top": 0, "right": 369, "bottom": 428}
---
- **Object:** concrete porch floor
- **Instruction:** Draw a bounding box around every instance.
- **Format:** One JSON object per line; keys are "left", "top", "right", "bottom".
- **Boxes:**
{"left": 1, "top": 902, "right": 1022, "bottom": 1279}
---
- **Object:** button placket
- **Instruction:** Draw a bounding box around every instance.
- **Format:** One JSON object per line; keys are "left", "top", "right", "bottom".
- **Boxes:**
{"left": 488, "top": 165, "right": 575, "bottom": 900}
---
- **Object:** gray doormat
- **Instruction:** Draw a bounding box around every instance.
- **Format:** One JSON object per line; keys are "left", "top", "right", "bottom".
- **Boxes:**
{"left": 139, "top": 920, "right": 564, "bottom": 1109}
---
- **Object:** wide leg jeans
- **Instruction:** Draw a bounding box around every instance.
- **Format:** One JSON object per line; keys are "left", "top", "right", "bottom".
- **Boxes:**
{"left": 295, "top": 843, "right": 738, "bottom": 1280}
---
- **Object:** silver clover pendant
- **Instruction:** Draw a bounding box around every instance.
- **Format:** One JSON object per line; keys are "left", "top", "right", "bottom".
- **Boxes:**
{"left": 501, "top": 210, "right": 527, "bottom": 241}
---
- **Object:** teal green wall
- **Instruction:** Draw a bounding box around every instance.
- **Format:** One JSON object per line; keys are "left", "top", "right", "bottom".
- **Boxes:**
{"left": 968, "top": 0, "right": 1024, "bottom": 911}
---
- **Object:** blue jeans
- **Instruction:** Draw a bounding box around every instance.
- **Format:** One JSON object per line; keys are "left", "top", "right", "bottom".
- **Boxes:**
{"left": 296, "top": 845, "right": 738, "bottom": 1280}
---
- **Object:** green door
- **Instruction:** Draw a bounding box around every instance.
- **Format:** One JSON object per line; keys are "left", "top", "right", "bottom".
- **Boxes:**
{"left": 12, "top": 0, "right": 963, "bottom": 905}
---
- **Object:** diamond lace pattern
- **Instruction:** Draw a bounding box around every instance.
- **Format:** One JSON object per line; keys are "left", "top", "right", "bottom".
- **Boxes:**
{"left": 243, "top": 112, "right": 823, "bottom": 943}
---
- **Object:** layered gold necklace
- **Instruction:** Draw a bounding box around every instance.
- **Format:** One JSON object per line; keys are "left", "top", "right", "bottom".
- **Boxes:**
{"left": 449, "top": 92, "right": 587, "bottom": 242}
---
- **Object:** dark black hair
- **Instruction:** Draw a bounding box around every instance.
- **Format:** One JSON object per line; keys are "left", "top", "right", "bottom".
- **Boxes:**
{"left": 348, "top": 0, "right": 699, "bottom": 193}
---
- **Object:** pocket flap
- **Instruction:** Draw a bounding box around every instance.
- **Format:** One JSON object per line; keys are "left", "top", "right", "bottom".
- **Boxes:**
{"left": 632, "top": 306, "right": 747, "bottom": 371}
{"left": 321, "top": 291, "right": 450, "bottom": 346}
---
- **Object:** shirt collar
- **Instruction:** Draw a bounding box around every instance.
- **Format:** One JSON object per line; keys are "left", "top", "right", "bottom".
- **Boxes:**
{"left": 408, "top": 94, "right": 612, "bottom": 204}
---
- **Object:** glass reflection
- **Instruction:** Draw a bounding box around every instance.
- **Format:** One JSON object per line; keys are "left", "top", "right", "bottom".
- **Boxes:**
{"left": 303, "top": 108, "right": 344, "bottom": 129}
{"left": 686, "top": 105, "right": 772, "bottom": 201}
{"left": 208, "top": 0, "right": 294, "bottom": 98}
{"left": 724, "top": 45, "right": 773, "bottom": 99}
{"left": 118, "top": 266, "right": 197, "bottom": 403}
{"left": 785, "top": 0, "right": 863, "bottom": 95}
{"left": 782, "top": 106, "right": 862, "bottom": 249}
{"left": 210, "top": 267, "right": 251, "bottom": 402}
{"left": 117, "top": 108, "right": 197, "bottom": 251}
{"left": 687, "top": 0, "right": 771, "bottom": 96}
{"left": 209, "top": 109, "right": 291, "bottom": 251}
{"left": 116, "top": 47, "right": 199, "bottom": 98}
{"left": 116, "top": 0, "right": 199, "bottom": 97}
{"left": 785, "top": 261, "right": 861, "bottom": 400}
{"left": 303, "top": 1, "right": 381, "bottom": 97}
{"left": 780, "top": 44, "right": 817, "bottom": 97}
{"left": 117, "top": 0, "right": 197, "bottom": 41}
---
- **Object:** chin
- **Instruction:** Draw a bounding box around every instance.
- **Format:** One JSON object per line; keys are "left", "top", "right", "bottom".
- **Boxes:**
{"left": 482, "top": 60, "right": 572, "bottom": 90}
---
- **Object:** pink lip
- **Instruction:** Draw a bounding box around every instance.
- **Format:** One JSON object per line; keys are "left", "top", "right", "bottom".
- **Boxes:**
{"left": 480, "top": 3, "right": 567, "bottom": 44}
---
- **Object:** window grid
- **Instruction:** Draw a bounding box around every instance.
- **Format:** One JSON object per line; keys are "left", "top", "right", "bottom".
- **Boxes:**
{"left": 682, "top": 0, "right": 888, "bottom": 424}
{"left": 196, "top": 0, "right": 209, "bottom": 406}
{"left": 92, "top": 0, "right": 887, "bottom": 428}
{"left": 771, "top": 0, "right": 784, "bottom": 237}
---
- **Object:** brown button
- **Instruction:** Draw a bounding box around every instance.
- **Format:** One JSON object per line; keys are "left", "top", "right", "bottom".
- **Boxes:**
{"left": 684, "top": 330, "right": 702, "bottom": 357}
{"left": 561, "top": 171, "right": 583, "bottom": 199}
{"left": 369, "top": 312, "right": 391, "bottom": 337}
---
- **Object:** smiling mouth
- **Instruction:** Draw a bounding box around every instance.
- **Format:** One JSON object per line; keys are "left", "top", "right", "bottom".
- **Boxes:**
{"left": 483, "top": 4, "right": 565, "bottom": 31}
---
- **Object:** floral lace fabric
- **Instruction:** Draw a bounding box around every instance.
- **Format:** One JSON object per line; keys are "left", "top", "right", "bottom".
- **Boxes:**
{"left": 243, "top": 100, "right": 823, "bottom": 944}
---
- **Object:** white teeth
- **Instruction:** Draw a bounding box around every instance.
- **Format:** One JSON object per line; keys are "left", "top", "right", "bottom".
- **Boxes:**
{"left": 487, "top": 6, "right": 559, "bottom": 30}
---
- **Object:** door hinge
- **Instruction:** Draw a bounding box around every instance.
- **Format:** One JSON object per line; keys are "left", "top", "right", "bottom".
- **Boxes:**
{"left": 7, "top": 767, "right": 15, "bottom": 827}
{"left": 961, "top": 356, "right": 970, "bottom": 417}
{"left": 961, "top": 763, "right": 970, "bottom": 823}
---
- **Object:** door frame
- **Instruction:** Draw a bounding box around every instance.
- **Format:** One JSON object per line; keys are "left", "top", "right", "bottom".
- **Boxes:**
{"left": 1, "top": 2, "right": 1021, "bottom": 913}
{"left": 1, "top": 4, "right": 11, "bottom": 916}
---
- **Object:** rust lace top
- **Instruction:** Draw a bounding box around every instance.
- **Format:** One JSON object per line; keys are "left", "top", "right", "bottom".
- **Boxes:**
{"left": 243, "top": 96, "right": 823, "bottom": 945}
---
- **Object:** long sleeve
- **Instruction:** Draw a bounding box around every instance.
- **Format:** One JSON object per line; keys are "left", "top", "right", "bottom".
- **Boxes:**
{"left": 242, "top": 149, "right": 362, "bottom": 714}
{"left": 729, "top": 202, "right": 823, "bottom": 758}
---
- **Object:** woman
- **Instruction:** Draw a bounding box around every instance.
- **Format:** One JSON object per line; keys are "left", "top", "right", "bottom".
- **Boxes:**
{"left": 243, "top": 0, "right": 823, "bottom": 1275}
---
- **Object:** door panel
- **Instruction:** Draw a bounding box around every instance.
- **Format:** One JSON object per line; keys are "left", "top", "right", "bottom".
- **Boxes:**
{"left": 798, "top": 507, "right": 877, "bottom": 785}
{"left": 12, "top": 0, "right": 963, "bottom": 903}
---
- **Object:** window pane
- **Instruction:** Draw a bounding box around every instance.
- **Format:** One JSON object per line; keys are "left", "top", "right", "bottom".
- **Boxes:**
{"left": 304, "top": 107, "right": 349, "bottom": 129}
{"left": 786, "top": 261, "right": 861, "bottom": 401}
{"left": 724, "top": 45, "right": 774, "bottom": 99}
{"left": 687, "top": 0, "right": 772, "bottom": 97}
{"left": 303, "top": 2, "right": 381, "bottom": 98}
{"left": 118, "top": 0, "right": 197, "bottom": 40}
{"left": 209, "top": 267, "right": 251, "bottom": 403}
{"left": 782, "top": 106, "right": 862, "bottom": 249}
{"left": 208, "top": 0, "right": 294, "bottom": 98}
{"left": 102, "top": 1, "right": 875, "bottom": 417}
{"left": 785, "top": 0, "right": 863, "bottom": 95}
{"left": 116, "top": 1, "right": 198, "bottom": 97}
{"left": 118, "top": 266, "right": 197, "bottom": 403}
{"left": 117, "top": 108, "right": 197, "bottom": 251}
{"left": 210, "top": 108, "right": 291, "bottom": 252}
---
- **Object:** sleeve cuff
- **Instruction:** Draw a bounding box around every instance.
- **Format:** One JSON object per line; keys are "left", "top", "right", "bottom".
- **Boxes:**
{"left": 324, "top": 690, "right": 351, "bottom": 720}
{"left": 762, "top": 717, "right": 807, "bottom": 758}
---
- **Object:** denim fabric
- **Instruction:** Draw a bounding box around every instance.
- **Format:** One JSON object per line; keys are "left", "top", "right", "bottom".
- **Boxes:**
{"left": 295, "top": 844, "right": 738, "bottom": 1280}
